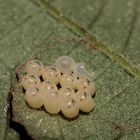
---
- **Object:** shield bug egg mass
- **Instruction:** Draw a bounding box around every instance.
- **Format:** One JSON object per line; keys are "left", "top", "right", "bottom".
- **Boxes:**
{"left": 20, "top": 56, "right": 96, "bottom": 119}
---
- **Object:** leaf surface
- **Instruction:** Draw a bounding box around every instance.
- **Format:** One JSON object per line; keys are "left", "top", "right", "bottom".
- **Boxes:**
{"left": 0, "top": 0, "right": 139, "bottom": 139}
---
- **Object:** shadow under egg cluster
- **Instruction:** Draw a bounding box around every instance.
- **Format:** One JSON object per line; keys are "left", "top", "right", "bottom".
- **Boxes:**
{"left": 20, "top": 56, "right": 96, "bottom": 119}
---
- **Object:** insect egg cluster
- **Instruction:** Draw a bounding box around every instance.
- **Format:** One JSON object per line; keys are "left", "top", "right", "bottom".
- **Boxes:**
{"left": 21, "top": 56, "right": 96, "bottom": 119}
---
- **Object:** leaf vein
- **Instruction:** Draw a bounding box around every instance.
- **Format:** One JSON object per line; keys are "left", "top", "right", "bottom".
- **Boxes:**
{"left": 122, "top": 0, "right": 139, "bottom": 54}
{"left": 35, "top": 0, "right": 140, "bottom": 79}
{"left": 87, "top": 0, "right": 108, "bottom": 29}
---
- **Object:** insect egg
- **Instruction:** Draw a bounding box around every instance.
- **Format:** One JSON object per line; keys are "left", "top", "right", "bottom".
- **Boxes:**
{"left": 58, "top": 87, "right": 75, "bottom": 98}
{"left": 40, "top": 80, "right": 58, "bottom": 94}
{"left": 60, "top": 73, "right": 77, "bottom": 89}
{"left": 25, "top": 87, "right": 43, "bottom": 108}
{"left": 61, "top": 97, "right": 79, "bottom": 119}
{"left": 43, "top": 91, "right": 61, "bottom": 114}
{"left": 25, "top": 59, "right": 43, "bottom": 77}
{"left": 22, "top": 56, "right": 96, "bottom": 118}
{"left": 42, "top": 66, "right": 61, "bottom": 84}
{"left": 74, "top": 91, "right": 95, "bottom": 112}
{"left": 73, "top": 63, "right": 89, "bottom": 78}
{"left": 55, "top": 56, "right": 75, "bottom": 73}
{"left": 21, "top": 74, "right": 41, "bottom": 90}
{"left": 76, "top": 78, "right": 96, "bottom": 96}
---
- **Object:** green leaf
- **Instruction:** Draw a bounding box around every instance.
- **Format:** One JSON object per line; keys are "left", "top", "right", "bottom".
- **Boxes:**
{"left": 0, "top": 62, "right": 11, "bottom": 140}
{"left": 5, "top": 128, "right": 20, "bottom": 140}
{"left": 12, "top": 39, "right": 140, "bottom": 139}
{"left": 0, "top": 0, "right": 140, "bottom": 139}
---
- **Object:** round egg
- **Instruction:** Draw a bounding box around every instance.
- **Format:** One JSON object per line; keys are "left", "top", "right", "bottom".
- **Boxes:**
{"left": 40, "top": 80, "right": 58, "bottom": 94}
{"left": 58, "top": 87, "right": 75, "bottom": 98}
{"left": 76, "top": 78, "right": 96, "bottom": 96}
{"left": 74, "top": 91, "right": 95, "bottom": 112}
{"left": 43, "top": 91, "right": 61, "bottom": 114}
{"left": 61, "top": 97, "right": 79, "bottom": 119}
{"left": 60, "top": 73, "right": 77, "bottom": 89}
{"left": 73, "top": 63, "right": 89, "bottom": 78}
{"left": 25, "top": 59, "right": 43, "bottom": 77}
{"left": 25, "top": 87, "right": 43, "bottom": 108}
{"left": 21, "top": 74, "right": 41, "bottom": 90}
{"left": 42, "top": 66, "right": 61, "bottom": 84}
{"left": 55, "top": 56, "right": 75, "bottom": 73}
